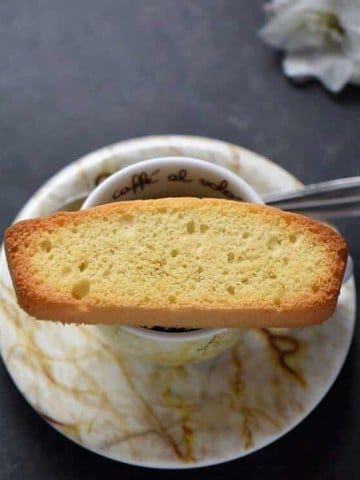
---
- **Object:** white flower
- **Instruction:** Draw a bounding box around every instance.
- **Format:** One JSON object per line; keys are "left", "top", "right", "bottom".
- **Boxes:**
{"left": 259, "top": 0, "right": 360, "bottom": 92}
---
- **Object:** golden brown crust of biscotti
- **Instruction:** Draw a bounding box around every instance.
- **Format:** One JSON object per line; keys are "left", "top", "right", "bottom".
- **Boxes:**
{"left": 4, "top": 198, "right": 348, "bottom": 328}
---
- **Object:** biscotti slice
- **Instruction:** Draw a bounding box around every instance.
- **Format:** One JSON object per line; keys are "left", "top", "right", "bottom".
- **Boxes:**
{"left": 4, "top": 197, "right": 347, "bottom": 328}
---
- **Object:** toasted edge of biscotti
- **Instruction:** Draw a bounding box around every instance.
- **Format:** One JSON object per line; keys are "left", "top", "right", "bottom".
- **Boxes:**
{"left": 4, "top": 198, "right": 348, "bottom": 328}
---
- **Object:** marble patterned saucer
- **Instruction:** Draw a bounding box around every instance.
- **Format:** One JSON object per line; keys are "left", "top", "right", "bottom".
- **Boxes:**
{"left": 0, "top": 135, "right": 356, "bottom": 469}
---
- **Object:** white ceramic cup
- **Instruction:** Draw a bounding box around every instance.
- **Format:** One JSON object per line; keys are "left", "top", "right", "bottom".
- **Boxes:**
{"left": 82, "top": 157, "right": 263, "bottom": 365}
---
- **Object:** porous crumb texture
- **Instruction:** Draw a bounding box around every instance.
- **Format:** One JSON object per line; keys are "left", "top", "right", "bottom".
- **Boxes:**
{"left": 4, "top": 198, "right": 347, "bottom": 327}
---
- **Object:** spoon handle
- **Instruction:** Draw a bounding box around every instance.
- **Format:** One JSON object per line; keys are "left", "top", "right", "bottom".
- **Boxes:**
{"left": 262, "top": 177, "right": 360, "bottom": 220}
{"left": 266, "top": 196, "right": 360, "bottom": 219}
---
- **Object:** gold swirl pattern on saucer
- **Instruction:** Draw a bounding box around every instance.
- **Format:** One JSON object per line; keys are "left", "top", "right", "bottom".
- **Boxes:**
{"left": 0, "top": 136, "right": 355, "bottom": 468}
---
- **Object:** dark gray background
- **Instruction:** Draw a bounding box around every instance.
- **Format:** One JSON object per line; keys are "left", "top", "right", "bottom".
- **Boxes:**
{"left": 0, "top": 1, "right": 359, "bottom": 479}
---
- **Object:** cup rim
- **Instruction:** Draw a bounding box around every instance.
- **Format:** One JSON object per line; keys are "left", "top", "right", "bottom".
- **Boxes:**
{"left": 82, "top": 156, "right": 263, "bottom": 209}
{"left": 82, "top": 156, "right": 264, "bottom": 341}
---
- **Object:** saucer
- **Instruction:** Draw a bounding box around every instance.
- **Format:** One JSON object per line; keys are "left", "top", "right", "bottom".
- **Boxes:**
{"left": 0, "top": 135, "right": 356, "bottom": 469}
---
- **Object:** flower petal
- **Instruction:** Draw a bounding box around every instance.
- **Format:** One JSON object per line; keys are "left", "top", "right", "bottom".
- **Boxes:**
{"left": 330, "top": 0, "right": 360, "bottom": 21}
{"left": 260, "top": 1, "right": 344, "bottom": 52}
{"left": 266, "top": 0, "right": 328, "bottom": 14}
{"left": 350, "top": 60, "right": 360, "bottom": 85}
{"left": 283, "top": 52, "right": 353, "bottom": 92}
{"left": 261, "top": 0, "right": 360, "bottom": 92}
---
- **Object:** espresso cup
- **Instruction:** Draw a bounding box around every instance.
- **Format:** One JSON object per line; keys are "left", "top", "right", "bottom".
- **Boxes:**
{"left": 82, "top": 157, "right": 263, "bottom": 365}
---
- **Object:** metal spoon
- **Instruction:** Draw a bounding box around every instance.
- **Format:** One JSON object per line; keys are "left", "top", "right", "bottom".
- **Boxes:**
{"left": 262, "top": 176, "right": 360, "bottom": 219}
